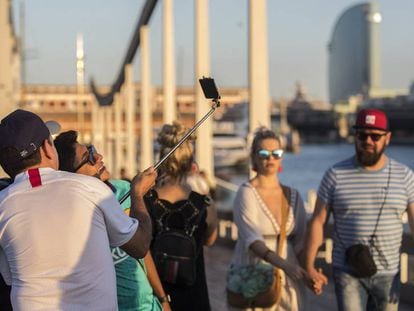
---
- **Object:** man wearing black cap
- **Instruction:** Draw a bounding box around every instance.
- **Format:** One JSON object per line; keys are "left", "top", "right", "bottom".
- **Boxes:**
{"left": 304, "top": 109, "right": 414, "bottom": 310}
{"left": 0, "top": 109, "right": 157, "bottom": 310}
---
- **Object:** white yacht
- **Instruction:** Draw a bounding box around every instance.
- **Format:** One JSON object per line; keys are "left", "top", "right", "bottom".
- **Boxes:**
{"left": 213, "top": 133, "right": 248, "bottom": 168}
{"left": 213, "top": 115, "right": 249, "bottom": 168}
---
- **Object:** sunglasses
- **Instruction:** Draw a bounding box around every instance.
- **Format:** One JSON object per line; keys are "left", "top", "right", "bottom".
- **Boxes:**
{"left": 258, "top": 149, "right": 284, "bottom": 160}
{"left": 355, "top": 132, "right": 387, "bottom": 142}
{"left": 73, "top": 144, "right": 97, "bottom": 172}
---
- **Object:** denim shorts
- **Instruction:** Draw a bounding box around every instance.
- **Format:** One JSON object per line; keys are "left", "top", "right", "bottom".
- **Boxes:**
{"left": 333, "top": 268, "right": 400, "bottom": 311}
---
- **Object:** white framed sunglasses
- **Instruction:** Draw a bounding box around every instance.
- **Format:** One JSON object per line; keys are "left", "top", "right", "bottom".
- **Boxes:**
{"left": 257, "top": 149, "right": 283, "bottom": 160}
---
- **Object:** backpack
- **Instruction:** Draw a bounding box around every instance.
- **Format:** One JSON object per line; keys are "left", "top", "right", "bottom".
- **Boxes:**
{"left": 150, "top": 191, "right": 209, "bottom": 286}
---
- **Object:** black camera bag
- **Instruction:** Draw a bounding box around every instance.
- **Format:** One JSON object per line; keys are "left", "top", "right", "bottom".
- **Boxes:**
{"left": 345, "top": 244, "right": 377, "bottom": 278}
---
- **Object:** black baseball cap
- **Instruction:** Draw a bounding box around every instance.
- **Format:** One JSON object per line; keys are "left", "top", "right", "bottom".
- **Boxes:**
{"left": 0, "top": 109, "right": 50, "bottom": 160}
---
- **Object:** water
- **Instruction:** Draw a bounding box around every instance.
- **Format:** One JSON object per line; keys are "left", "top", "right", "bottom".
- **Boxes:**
{"left": 216, "top": 143, "right": 414, "bottom": 209}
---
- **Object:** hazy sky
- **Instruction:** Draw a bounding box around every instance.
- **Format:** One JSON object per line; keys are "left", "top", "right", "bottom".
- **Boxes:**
{"left": 12, "top": 0, "right": 414, "bottom": 101}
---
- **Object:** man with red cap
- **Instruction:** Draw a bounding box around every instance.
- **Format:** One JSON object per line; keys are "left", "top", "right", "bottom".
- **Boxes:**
{"left": 304, "top": 108, "right": 414, "bottom": 310}
{"left": 0, "top": 109, "right": 157, "bottom": 310}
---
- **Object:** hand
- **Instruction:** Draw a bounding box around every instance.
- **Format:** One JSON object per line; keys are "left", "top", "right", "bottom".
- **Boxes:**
{"left": 281, "top": 261, "right": 308, "bottom": 282}
{"left": 161, "top": 301, "right": 172, "bottom": 311}
{"left": 132, "top": 166, "right": 157, "bottom": 196}
{"left": 306, "top": 267, "right": 328, "bottom": 295}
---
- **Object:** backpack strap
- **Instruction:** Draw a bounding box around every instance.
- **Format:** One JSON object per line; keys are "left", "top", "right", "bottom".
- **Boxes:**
{"left": 145, "top": 190, "right": 170, "bottom": 233}
{"left": 183, "top": 192, "right": 209, "bottom": 236}
{"left": 149, "top": 190, "right": 209, "bottom": 236}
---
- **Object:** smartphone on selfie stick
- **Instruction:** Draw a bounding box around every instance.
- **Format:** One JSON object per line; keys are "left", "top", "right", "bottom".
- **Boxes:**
{"left": 119, "top": 77, "right": 220, "bottom": 204}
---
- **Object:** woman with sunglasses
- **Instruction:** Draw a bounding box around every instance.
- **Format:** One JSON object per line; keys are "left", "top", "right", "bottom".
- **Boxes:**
{"left": 227, "top": 127, "right": 310, "bottom": 311}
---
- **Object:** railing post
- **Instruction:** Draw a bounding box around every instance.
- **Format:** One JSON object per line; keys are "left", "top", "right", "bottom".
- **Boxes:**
{"left": 400, "top": 252, "right": 408, "bottom": 284}
{"left": 325, "top": 238, "right": 333, "bottom": 264}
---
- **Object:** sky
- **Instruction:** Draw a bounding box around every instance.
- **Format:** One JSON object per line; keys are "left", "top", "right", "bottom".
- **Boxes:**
{"left": 12, "top": 0, "right": 414, "bottom": 102}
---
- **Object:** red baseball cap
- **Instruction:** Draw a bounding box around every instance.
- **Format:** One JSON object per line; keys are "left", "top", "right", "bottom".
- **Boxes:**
{"left": 353, "top": 108, "right": 389, "bottom": 131}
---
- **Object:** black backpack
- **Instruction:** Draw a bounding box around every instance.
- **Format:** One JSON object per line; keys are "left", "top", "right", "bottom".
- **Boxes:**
{"left": 149, "top": 191, "right": 209, "bottom": 286}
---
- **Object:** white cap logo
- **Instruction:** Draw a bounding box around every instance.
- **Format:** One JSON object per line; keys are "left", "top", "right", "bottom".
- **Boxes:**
{"left": 365, "top": 115, "right": 376, "bottom": 125}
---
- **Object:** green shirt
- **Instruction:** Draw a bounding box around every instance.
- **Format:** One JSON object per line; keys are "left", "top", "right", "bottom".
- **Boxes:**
{"left": 110, "top": 179, "right": 162, "bottom": 311}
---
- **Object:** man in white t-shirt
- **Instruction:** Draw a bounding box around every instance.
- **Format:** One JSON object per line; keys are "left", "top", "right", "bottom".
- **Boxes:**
{"left": 0, "top": 109, "right": 157, "bottom": 310}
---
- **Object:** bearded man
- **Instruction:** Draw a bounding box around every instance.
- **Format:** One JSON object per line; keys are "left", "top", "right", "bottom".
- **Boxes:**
{"left": 304, "top": 109, "right": 414, "bottom": 311}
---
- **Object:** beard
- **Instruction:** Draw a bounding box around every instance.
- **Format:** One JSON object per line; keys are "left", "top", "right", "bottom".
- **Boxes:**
{"left": 356, "top": 143, "right": 386, "bottom": 166}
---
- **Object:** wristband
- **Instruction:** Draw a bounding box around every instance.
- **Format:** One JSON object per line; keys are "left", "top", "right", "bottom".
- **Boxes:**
{"left": 158, "top": 295, "right": 171, "bottom": 303}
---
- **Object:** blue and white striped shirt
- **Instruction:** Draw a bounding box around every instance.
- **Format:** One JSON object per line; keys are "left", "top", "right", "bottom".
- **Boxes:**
{"left": 318, "top": 156, "right": 414, "bottom": 274}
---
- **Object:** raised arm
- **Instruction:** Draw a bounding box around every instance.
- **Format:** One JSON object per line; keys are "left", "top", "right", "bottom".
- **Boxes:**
{"left": 121, "top": 167, "right": 157, "bottom": 259}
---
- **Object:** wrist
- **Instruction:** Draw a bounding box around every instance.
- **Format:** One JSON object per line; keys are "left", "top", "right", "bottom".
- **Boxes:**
{"left": 262, "top": 249, "right": 272, "bottom": 261}
{"left": 305, "top": 265, "right": 316, "bottom": 273}
{"left": 158, "top": 294, "right": 171, "bottom": 303}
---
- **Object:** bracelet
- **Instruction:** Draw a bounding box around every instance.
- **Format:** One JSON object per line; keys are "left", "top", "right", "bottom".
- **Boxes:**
{"left": 262, "top": 249, "right": 272, "bottom": 261}
{"left": 158, "top": 295, "right": 171, "bottom": 303}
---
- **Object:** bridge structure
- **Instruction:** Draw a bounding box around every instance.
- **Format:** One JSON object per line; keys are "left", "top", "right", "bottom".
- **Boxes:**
{"left": 80, "top": 0, "right": 272, "bottom": 182}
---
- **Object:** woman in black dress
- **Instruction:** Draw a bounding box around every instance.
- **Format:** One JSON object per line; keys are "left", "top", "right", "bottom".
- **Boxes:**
{"left": 144, "top": 121, "right": 217, "bottom": 311}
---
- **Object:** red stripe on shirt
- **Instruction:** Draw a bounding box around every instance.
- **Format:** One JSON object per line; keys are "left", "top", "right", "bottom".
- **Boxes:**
{"left": 28, "top": 169, "right": 42, "bottom": 188}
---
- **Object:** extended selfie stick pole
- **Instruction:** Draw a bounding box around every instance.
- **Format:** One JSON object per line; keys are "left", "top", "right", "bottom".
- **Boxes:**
{"left": 154, "top": 98, "right": 220, "bottom": 172}
{"left": 119, "top": 84, "right": 220, "bottom": 205}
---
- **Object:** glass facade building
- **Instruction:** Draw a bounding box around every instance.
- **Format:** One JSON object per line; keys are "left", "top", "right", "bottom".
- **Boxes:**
{"left": 328, "top": 2, "right": 381, "bottom": 104}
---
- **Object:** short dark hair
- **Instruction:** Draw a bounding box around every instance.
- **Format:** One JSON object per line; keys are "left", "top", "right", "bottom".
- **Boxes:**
{"left": 54, "top": 131, "right": 78, "bottom": 172}
{"left": 0, "top": 177, "right": 12, "bottom": 190}
{"left": 250, "top": 127, "right": 281, "bottom": 171}
{"left": 0, "top": 138, "right": 52, "bottom": 178}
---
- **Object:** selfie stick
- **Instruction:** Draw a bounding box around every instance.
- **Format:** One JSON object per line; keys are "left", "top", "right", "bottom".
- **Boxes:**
{"left": 119, "top": 80, "right": 221, "bottom": 204}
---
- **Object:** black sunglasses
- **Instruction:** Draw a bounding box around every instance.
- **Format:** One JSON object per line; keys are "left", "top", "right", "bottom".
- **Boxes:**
{"left": 73, "top": 144, "right": 97, "bottom": 172}
{"left": 258, "top": 149, "right": 284, "bottom": 160}
{"left": 355, "top": 132, "right": 387, "bottom": 142}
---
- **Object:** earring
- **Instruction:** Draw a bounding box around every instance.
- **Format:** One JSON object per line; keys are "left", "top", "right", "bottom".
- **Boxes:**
{"left": 278, "top": 165, "right": 283, "bottom": 173}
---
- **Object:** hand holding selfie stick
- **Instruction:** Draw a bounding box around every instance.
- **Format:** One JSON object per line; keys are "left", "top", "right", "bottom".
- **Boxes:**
{"left": 119, "top": 77, "right": 221, "bottom": 204}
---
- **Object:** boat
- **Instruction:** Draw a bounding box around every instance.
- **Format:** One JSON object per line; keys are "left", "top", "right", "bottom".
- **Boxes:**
{"left": 213, "top": 132, "right": 249, "bottom": 168}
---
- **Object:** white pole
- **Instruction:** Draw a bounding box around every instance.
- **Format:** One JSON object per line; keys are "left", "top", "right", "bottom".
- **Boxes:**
{"left": 76, "top": 33, "right": 85, "bottom": 141}
{"left": 125, "top": 64, "right": 137, "bottom": 177}
{"left": 140, "top": 26, "right": 154, "bottom": 170}
{"left": 104, "top": 106, "right": 114, "bottom": 174}
{"left": 91, "top": 101, "right": 100, "bottom": 151}
{"left": 195, "top": 0, "right": 214, "bottom": 184}
{"left": 163, "top": 0, "right": 176, "bottom": 124}
{"left": 94, "top": 104, "right": 105, "bottom": 155}
{"left": 248, "top": 0, "right": 271, "bottom": 132}
{"left": 114, "top": 93, "right": 123, "bottom": 178}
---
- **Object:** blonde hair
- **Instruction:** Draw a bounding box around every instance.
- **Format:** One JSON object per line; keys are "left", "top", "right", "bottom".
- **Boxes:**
{"left": 157, "top": 121, "right": 196, "bottom": 182}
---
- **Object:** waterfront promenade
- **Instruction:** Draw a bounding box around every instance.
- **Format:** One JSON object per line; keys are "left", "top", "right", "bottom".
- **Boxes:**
{"left": 204, "top": 243, "right": 412, "bottom": 311}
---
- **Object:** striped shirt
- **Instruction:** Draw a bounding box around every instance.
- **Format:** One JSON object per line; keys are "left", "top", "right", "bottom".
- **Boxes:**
{"left": 318, "top": 156, "right": 414, "bottom": 274}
